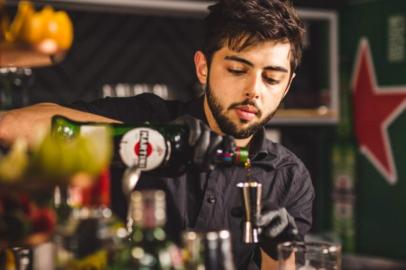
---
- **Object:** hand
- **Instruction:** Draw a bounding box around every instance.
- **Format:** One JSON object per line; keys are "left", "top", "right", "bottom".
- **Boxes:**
{"left": 257, "top": 208, "right": 301, "bottom": 259}
{"left": 172, "top": 115, "right": 229, "bottom": 171}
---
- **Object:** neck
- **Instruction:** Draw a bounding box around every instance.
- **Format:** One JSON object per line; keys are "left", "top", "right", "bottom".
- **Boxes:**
{"left": 234, "top": 137, "right": 252, "bottom": 147}
{"left": 203, "top": 95, "right": 253, "bottom": 148}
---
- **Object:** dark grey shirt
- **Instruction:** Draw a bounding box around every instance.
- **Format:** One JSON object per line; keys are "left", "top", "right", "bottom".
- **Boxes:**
{"left": 71, "top": 93, "right": 315, "bottom": 269}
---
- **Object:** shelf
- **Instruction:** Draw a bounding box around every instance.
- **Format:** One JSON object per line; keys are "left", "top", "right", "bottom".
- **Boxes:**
{"left": 271, "top": 108, "right": 338, "bottom": 125}
{"left": 1, "top": 0, "right": 72, "bottom": 68}
{"left": 0, "top": 42, "right": 64, "bottom": 68}
{"left": 4, "top": 0, "right": 214, "bottom": 17}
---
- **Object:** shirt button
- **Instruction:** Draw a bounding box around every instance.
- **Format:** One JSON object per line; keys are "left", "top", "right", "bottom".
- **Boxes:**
{"left": 207, "top": 195, "right": 216, "bottom": 204}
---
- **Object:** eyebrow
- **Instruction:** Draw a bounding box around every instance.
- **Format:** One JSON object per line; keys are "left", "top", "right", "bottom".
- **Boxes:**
{"left": 224, "top": 55, "right": 289, "bottom": 73}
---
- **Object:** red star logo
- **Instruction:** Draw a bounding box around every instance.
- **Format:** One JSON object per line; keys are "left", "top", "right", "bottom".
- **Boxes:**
{"left": 352, "top": 39, "right": 406, "bottom": 184}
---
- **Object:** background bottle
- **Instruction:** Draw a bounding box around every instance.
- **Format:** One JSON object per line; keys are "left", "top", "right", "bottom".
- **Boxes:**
{"left": 51, "top": 115, "right": 248, "bottom": 175}
{"left": 182, "top": 231, "right": 205, "bottom": 270}
{"left": 54, "top": 169, "right": 125, "bottom": 270}
{"left": 109, "top": 190, "right": 184, "bottom": 270}
{"left": 204, "top": 230, "right": 235, "bottom": 270}
{"left": 331, "top": 73, "right": 356, "bottom": 252}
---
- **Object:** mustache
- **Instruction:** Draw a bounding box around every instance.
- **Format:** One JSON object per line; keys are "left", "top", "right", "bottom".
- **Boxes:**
{"left": 228, "top": 99, "right": 262, "bottom": 117}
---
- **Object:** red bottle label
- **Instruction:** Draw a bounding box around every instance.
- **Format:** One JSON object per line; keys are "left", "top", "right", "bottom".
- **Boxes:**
{"left": 119, "top": 128, "right": 168, "bottom": 170}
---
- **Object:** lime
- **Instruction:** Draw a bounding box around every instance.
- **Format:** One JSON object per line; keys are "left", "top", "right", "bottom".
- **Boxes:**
{"left": 30, "top": 127, "right": 112, "bottom": 183}
{"left": 0, "top": 138, "right": 29, "bottom": 182}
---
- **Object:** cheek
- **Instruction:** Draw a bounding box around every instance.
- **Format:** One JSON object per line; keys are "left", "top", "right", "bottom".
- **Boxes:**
{"left": 262, "top": 90, "right": 285, "bottom": 111}
{"left": 209, "top": 78, "right": 236, "bottom": 105}
{"left": 210, "top": 74, "right": 233, "bottom": 94}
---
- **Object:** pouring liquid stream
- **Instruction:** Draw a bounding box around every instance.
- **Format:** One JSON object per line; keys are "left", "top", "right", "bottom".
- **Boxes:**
{"left": 244, "top": 158, "right": 253, "bottom": 182}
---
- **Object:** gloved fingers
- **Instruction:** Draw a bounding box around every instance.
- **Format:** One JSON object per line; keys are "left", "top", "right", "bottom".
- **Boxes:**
{"left": 287, "top": 213, "right": 296, "bottom": 228}
{"left": 187, "top": 117, "right": 201, "bottom": 146}
{"left": 193, "top": 123, "right": 210, "bottom": 166}
{"left": 257, "top": 208, "right": 283, "bottom": 226}
{"left": 266, "top": 218, "right": 288, "bottom": 238}
{"left": 287, "top": 214, "right": 299, "bottom": 235}
{"left": 172, "top": 115, "right": 201, "bottom": 145}
{"left": 259, "top": 208, "right": 289, "bottom": 238}
{"left": 171, "top": 114, "right": 227, "bottom": 170}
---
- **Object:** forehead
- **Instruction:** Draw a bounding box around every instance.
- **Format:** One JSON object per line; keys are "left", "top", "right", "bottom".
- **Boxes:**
{"left": 214, "top": 40, "right": 292, "bottom": 72}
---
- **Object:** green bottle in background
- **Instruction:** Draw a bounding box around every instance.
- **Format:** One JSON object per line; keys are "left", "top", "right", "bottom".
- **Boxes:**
{"left": 109, "top": 190, "right": 184, "bottom": 270}
{"left": 331, "top": 77, "right": 356, "bottom": 253}
{"left": 181, "top": 230, "right": 236, "bottom": 270}
{"left": 181, "top": 231, "right": 205, "bottom": 270}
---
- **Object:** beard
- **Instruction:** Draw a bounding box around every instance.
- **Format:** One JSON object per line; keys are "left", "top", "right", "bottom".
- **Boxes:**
{"left": 206, "top": 84, "right": 276, "bottom": 139}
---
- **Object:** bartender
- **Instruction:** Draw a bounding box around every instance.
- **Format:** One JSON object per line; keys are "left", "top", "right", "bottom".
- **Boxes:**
{"left": 0, "top": 0, "right": 314, "bottom": 269}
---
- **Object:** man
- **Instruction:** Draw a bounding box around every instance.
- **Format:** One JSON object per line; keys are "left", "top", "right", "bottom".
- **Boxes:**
{"left": 0, "top": 0, "right": 314, "bottom": 269}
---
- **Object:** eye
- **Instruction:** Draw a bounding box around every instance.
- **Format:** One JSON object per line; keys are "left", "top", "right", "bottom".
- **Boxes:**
{"left": 264, "top": 76, "right": 280, "bottom": 85}
{"left": 227, "top": 68, "right": 246, "bottom": 75}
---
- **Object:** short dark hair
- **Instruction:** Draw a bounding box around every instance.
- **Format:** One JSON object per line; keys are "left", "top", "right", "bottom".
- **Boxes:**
{"left": 203, "top": 0, "right": 304, "bottom": 72}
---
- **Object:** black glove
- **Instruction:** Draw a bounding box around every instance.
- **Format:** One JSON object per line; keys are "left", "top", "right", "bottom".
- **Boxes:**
{"left": 172, "top": 115, "right": 230, "bottom": 171}
{"left": 257, "top": 208, "right": 301, "bottom": 259}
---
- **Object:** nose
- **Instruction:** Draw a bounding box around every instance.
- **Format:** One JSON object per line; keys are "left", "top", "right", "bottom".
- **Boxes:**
{"left": 245, "top": 73, "right": 263, "bottom": 99}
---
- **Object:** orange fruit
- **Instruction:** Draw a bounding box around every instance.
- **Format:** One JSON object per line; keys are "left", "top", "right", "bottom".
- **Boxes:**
{"left": 19, "top": 4, "right": 73, "bottom": 53}
{"left": 21, "top": 11, "right": 44, "bottom": 44}
{"left": 8, "top": 1, "right": 34, "bottom": 42}
{"left": 46, "top": 11, "right": 73, "bottom": 50}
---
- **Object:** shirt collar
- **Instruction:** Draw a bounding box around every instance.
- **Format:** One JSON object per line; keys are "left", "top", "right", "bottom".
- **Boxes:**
{"left": 185, "top": 96, "right": 271, "bottom": 161}
{"left": 248, "top": 127, "right": 270, "bottom": 161}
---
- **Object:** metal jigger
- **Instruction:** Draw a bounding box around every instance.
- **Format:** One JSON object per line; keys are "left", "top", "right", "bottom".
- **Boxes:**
{"left": 236, "top": 182, "right": 262, "bottom": 243}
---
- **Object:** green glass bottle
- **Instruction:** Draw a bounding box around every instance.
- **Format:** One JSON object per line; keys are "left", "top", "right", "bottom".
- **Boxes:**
{"left": 51, "top": 115, "right": 249, "bottom": 175}
{"left": 181, "top": 231, "right": 205, "bottom": 270}
{"left": 331, "top": 73, "right": 356, "bottom": 253}
{"left": 109, "top": 190, "right": 184, "bottom": 270}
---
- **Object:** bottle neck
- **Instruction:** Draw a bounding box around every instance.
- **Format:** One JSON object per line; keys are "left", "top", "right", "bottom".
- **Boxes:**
{"left": 337, "top": 79, "right": 354, "bottom": 141}
{"left": 51, "top": 114, "right": 139, "bottom": 139}
{"left": 51, "top": 115, "right": 81, "bottom": 139}
{"left": 215, "top": 146, "right": 249, "bottom": 166}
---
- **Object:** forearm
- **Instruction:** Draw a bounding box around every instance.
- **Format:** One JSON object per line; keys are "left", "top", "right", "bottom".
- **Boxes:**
{"left": 260, "top": 249, "right": 278, "bottom": 270}
{"left": 0, "top": 103, "right": 120, "bottom": 146}
{"left": 262, "top": 248, "right": 297, "bottom": 270}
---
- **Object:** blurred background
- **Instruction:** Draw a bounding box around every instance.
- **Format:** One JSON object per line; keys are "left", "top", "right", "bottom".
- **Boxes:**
{"left": 1, "top": 0, "right": 406, "bottom": 268}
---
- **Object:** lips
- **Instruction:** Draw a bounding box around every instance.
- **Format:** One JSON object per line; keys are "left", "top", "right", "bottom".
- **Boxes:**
{"left": 236, "top": 105, "right": 258, "bottom": 114}
{"left": 234, "top": 105, "right": 258, "bottom": 121}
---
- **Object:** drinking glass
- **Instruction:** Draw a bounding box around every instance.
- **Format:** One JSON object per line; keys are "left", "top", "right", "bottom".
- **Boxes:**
{"left": 278, "top": 241, "right": 341, "bottom": 270}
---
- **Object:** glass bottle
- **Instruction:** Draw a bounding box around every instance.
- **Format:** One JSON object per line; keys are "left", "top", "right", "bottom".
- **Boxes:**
{"left": 54, "top": 169, "right": 125, "bottom": 270}
{"left": 51, "top": 115, "right": 248, "bottom": 175}
{"left": 109, "top": 190, "right": 184, "bottom": 270}
{"left": 181, "top": 231, "right": 205, "bottom": 270}
{"left": 331, "top": 71, "right": 356, "bottom": 252}
{"left": 204, "top": 230, "right": 235, "bottom": 270}
{"left": 0, "top": 68, "right": 31, "bottom": 110}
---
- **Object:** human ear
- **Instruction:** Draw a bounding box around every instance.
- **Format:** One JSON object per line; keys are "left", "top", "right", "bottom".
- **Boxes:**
{"left": 283, "top": 72, "right": 296, "bottom": 98}
{"left": 194, "top": 51, "right": 208, "bottom": 85}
